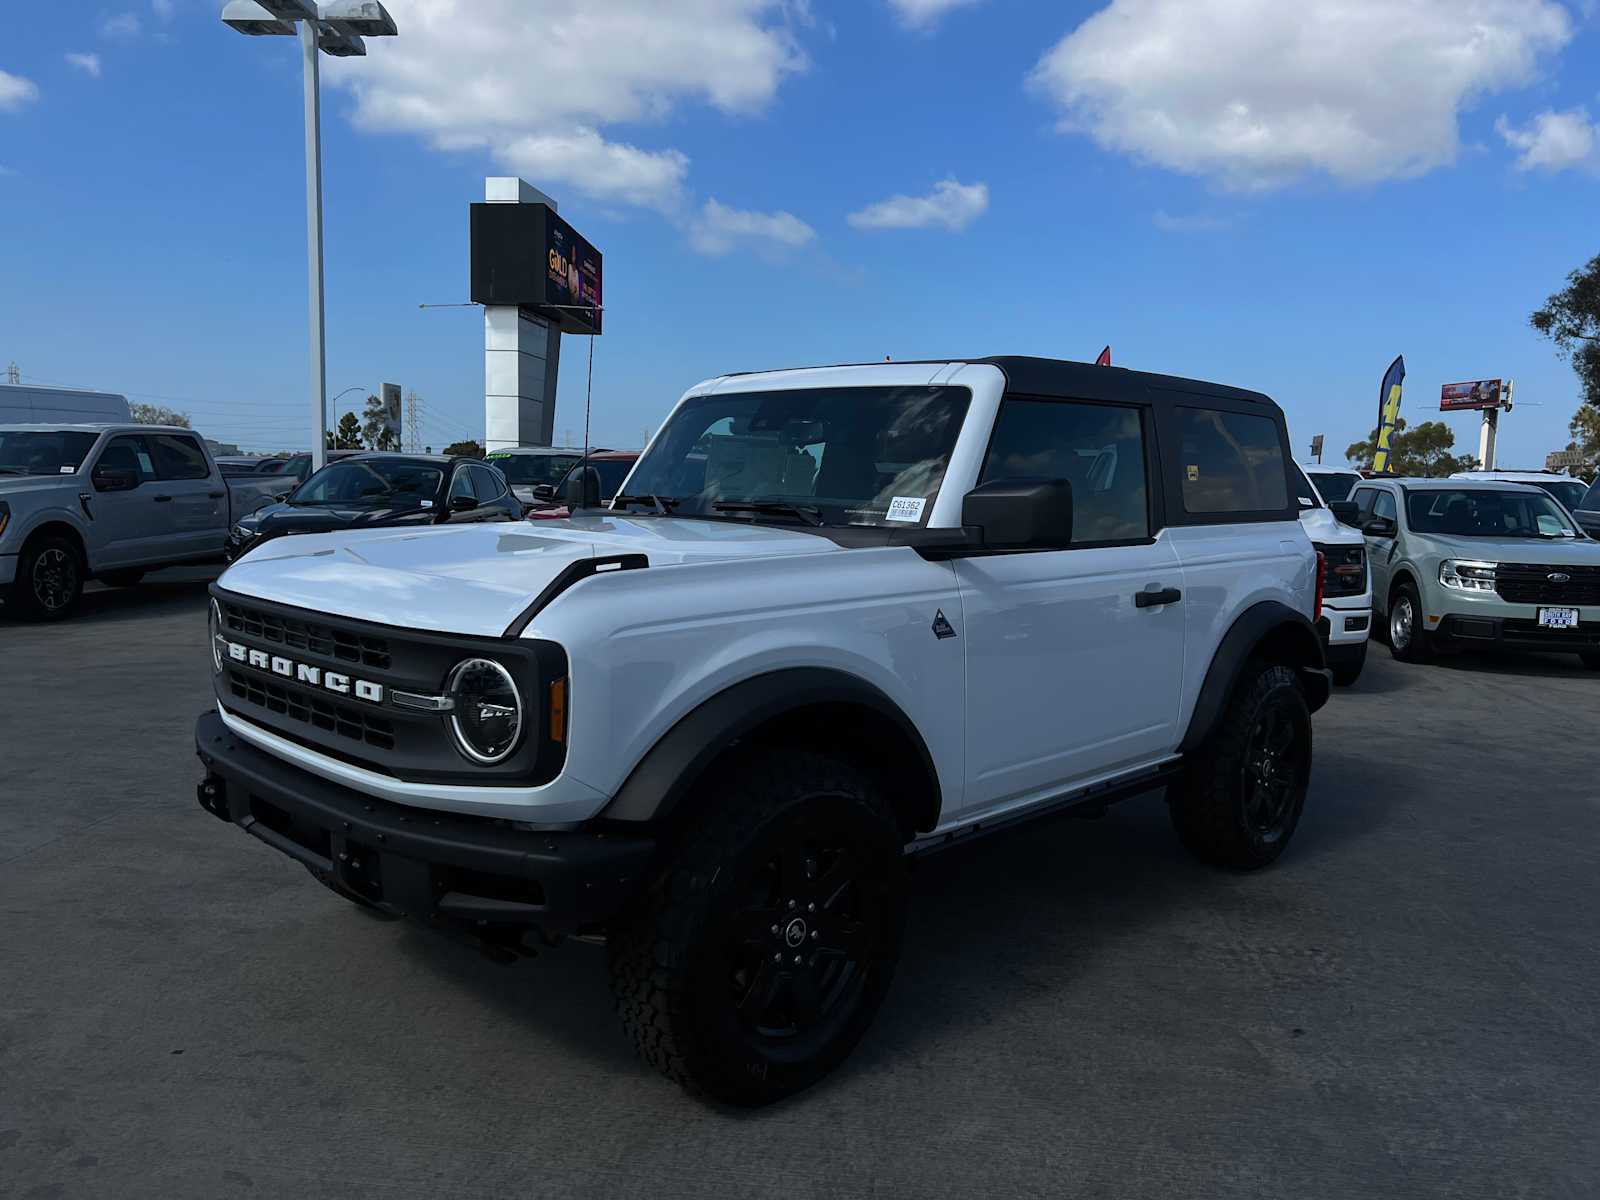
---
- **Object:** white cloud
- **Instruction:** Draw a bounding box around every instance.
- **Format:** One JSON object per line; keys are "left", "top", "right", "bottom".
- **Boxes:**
{"left": 1152, "top": 210, "right": 1228, "bottom": 233}
{"left": 847, "top": 178, "right": 988, "bottom": 231}
{"left": 153, "top": 0, "right": 176, "bottom": 17}
{"left": 325, "top": 0, "right": 807, "bottom": 213}
{"left": 99, "top": 12, "right": 142, "bottom": 38}
{"left": 1029, "top": 0, "right": 1574, "bottom": 190}
{"left": 0, "top": 165, "right": 18, "bottom": 177}
{"left": 887, "top": 0, "right": 984, "bottom": 29}
{"left": 0, "top": 69, "right": 40, "bottom": 111}
{"left": 689, "top": 198, "right": 816, "bottom": 255}
{"left": 1496, "top": 108, "right": 1598, "bottom": 172}
{"left": 65, "top": 52, "right": 103, "bottom": 78}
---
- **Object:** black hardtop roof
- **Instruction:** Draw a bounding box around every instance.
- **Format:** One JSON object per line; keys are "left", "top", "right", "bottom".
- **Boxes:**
{"left": 724, "top": 356, "right": 1278, "bottom": 411}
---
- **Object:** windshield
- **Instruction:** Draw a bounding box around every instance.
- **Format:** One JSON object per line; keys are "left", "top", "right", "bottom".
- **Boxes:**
{"left": 1530, "top": 478, "right": 1587, "bottom": 510}
{"left": 0, "top": 430, "right": 100, "bottom": 476}
{"left": 487, "top": 452, "right": 582, "bottom": 486}
{"left": 290, "top": 459, "right": 444, "bottom": 506}
{"left": 1307, "top": 471, "right": 1358, "bottom": 502}
{"left": 556, "top": 456, "right": 635, "bottom": 500}
{"left": 620, "top": 386, "right": 971, "bottom": 527}
{"left": 1405, "top": 488, "right": 1579, "bottom": 538}
{"left": 1582, "top": 479, "right": 1600, "bottom": 513}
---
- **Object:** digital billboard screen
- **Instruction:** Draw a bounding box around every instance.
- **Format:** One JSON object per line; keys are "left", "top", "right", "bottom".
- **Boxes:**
{"left": 470, "top": 202, "right": 602, "bottom": 335}
{"left": 1439, "top": 379, "right": 1502, "bottom": 411}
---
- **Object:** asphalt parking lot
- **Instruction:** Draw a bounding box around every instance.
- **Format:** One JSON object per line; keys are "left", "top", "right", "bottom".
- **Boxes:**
{"left": 3, "top": 573, "right": 1598, "bottom": 1199}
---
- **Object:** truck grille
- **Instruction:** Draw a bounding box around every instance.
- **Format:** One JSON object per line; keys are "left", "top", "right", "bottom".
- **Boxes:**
{"left": 226, "top": 668, "right": 396, "bottom": 752}
{"left": 1493, "top": 564, "right": 1600, "bottom": 607}
{"left": 220, "top": 600, "right": 391, "bottom": 671}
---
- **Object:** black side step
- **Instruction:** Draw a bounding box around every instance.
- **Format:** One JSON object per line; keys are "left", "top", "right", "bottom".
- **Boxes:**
{"left": 504, "top": 554, "right": 648, "bottom": 636}
{"left": 910, "top": 760, "right": 1185, "bottom": 858}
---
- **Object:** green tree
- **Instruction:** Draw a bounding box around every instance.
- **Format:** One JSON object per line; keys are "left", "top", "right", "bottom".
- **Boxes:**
{"left": 328, "top": 411, "right": 363, "bottom": 450}
{"left": 442, "top": 439, "right": 483, "bottom": 458}
{"left": 1531, "top": 253, "right": 1600, "bottom": 409}
{"left": 361, "top": 393, "right": 400, "bottom": 450}
{"left": 1561, "top": 405, "right": 1600, "bottom": 477}
{"left": 128, "top": 402, "right": 191, "bottom": 428}
{"left": 1344, "top": 418, "right": 1479, "bottom": 477}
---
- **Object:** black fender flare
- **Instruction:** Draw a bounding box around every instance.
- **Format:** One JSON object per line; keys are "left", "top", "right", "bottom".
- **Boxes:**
{"left": 1179, "top": 601, "right": 1330, "bottom": 754}
{"left": 601, "top": 667, "right": 942, "bottom": 834}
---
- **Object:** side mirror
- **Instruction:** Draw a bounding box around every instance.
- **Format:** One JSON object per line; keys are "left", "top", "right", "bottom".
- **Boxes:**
{"left": 562, "top": 466, "right": 602, "bottom": 511}
{"left": 273, "top": 492, "right": 291, "bottom": 504}
{"left": 92, "top": 465, "right": 139, "bottom": 492}
{"left": 448, "top": 494, "right": 479, "bottom": 513}
{"left": 1328, "top": 500, "right": 1359, "bottom": 526}
{"left": 961, "top": 478, "right": 1073, "bottom": 551}
{"left": 531, "top": 483, "right": 556, "bottom": 502}
{"left": 1362, "top": 516, "right": 1396, "bottom": 537}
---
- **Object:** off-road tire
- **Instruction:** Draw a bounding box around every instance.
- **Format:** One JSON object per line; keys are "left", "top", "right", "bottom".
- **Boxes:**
{"left": 1387, "top": 581, "right": 1433, "bottom": 663}
{"left": 12, "top": 535, "right": 84, "bottom": 622}
{"left": 608, "top": 749, "right": 907, "bottom": 1106}
{"left": 99, "top": 569, "right": 145, "bottom": 588}
{"left": 1169, "top": 662, "right": 1312, "bottom": 870}
{"left": 1329, "top": 641, "right": 1367, "bottom": 687}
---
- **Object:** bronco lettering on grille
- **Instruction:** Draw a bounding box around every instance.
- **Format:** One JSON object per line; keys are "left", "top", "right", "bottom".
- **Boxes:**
{"left": 223, "top": 639, "right": 385, "bottom": 705}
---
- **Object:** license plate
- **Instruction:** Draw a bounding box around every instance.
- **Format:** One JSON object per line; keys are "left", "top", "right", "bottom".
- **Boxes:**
{"left": 1538, "top": 607, "right": 1579, "bottom": 629}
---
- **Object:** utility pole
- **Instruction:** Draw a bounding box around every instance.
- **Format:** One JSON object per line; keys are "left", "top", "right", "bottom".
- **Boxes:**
{"left": 5, "top": 362, "right": 19, "bottom": 385}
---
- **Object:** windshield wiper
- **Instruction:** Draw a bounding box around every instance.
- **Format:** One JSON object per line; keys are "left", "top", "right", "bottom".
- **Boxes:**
{"left": 711, "top": 500, "right": 824, "bottom": 527}
{"left": 613, "top": 493, "right": 680, "bottom": 514}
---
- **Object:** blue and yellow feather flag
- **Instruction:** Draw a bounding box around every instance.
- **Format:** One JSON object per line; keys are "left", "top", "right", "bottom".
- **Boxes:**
{"left": 1372, "top": 355, "right": 1405, "bottom": 474}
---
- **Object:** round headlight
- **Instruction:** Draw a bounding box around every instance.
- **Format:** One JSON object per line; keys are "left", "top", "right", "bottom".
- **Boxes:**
{"left": 209, "top": 599, "right": 224, "bottom": 672}
{"left": 447, "top": 658, "right": 524, "bottom": 764}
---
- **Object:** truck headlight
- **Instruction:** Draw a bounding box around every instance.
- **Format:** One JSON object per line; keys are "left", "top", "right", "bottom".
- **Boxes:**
{"left": 446, "top": 658, "right": 525, "bottom": 764}
{"left": 1439, "top": 559, "right": 1497, "bottom": 592}
{"left": 209, "top": 598, "right": 225, "bottom": 671}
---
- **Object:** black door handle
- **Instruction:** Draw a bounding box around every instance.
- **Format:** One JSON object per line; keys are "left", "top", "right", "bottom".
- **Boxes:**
{"left": 153, "top": 494, "right": 173, "bottom": 503}
{"left": 1135, "top": 586, "right": 1182, "bottom": 608}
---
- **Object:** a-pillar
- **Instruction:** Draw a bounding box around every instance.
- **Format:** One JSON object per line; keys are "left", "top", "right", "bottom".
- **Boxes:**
{"left": 484, "top": 177, "right": 560, "bottom": 451}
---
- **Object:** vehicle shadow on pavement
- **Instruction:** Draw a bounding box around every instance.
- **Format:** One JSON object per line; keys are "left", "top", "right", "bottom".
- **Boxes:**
{"left": 1429, "top": 649, "right": 1594, "bottom": 680}
{"left": 0, "top": 576, "right": 217, "bottom": 628}
{"left": 389, "top": 764, "right": 1398, "bottom": 1111}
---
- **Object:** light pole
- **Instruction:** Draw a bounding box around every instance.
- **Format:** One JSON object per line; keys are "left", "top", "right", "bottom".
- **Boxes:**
{"left": 220, "top": 1, "right": 397, "bottom": 471}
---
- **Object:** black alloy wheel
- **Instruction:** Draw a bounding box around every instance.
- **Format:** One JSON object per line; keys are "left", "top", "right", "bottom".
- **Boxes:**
{"left": 1241, "top": 703, "right": 1300, "bottom": 845}
{"left": 13, "top": 537, "right": 84, "bottom": 621}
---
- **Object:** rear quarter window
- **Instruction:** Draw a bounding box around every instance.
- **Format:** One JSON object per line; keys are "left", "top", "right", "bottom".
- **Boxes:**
{"left": 1175, "top": 407, "right": 1288, "bottom": 516}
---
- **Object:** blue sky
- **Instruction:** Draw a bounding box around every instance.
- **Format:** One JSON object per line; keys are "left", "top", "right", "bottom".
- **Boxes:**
{"left": 2, "top": 0, "right": 1598, "bottom": 467}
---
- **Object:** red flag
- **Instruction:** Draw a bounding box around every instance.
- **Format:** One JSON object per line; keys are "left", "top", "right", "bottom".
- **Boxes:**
{"left": 1095, "top": 345, "right": 1111, "bottom": 366}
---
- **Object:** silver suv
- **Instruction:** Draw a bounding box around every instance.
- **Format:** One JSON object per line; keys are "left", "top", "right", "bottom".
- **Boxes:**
{"left": 1352, "top": 477, "right": 1600, "bottom": 668}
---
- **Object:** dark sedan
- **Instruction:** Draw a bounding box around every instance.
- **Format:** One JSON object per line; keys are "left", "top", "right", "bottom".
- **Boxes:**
{"left": 225, "top": 453, "right": 520, "bottom": 561}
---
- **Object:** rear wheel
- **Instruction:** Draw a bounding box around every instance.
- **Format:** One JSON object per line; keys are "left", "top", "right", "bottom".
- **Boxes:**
{"left": 1170, "top": 662, "right": 1312, "bottom": 870}
{"left": 1387, "top": 582, "right": 1433, "bottom": 663}
{"left": 12, "top": 536, "right": 84, "bottom": 621}
{"left": 609, "top": 749, "right": 907, "bottom": 1106}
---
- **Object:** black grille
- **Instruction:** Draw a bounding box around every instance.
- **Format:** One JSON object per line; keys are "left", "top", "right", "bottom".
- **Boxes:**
{"left": 226, "top": 668, "right": 395, "bottom": 752}
{"left": 221, "top": 601, "right": 391, "bottom": 670}
{"left": 1493, "top": 564, "right": 1600, "bottom": 607}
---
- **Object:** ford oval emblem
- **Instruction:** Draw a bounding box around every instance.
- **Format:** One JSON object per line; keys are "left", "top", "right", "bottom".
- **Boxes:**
{"left": 1548, "top": 572, "right": 1571, "bottom": 583}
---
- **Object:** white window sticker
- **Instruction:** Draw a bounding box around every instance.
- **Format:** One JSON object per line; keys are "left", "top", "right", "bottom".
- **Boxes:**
{"left": 59, "top": 465, "right": 76, "bottom": 474}
{"left": 419, "top": 499, "right": 433, "bottom": 508}
{"left": 886, "top": 496, "right": 926, "bottom": 523}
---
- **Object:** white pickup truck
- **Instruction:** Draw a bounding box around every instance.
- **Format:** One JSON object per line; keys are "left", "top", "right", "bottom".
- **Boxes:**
{"left": 0, "top": 423, "right": 284, "bottom": 619}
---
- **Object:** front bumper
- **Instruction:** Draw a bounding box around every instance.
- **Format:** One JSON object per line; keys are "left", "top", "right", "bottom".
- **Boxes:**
{"left": 1435, "top": 614, "right": 1600, "bottom": 654}
{"left": 194, "top": 710, "right": 654, "bottom": 937}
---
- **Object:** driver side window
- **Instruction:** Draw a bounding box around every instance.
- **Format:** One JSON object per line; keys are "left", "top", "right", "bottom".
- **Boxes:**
{"left": 97, "top": 435, "right": 158, "bottom": 484}
{"left": 1372, "top": 491, "right": 1397, "bottom": 525}
{"left": 449, "top": 468, "right": 476, "bottom": 500}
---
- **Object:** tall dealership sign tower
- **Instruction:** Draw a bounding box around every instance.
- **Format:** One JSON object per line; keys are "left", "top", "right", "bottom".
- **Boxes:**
{"left": 471, "top": 178, "right": 604, "bottom": 451}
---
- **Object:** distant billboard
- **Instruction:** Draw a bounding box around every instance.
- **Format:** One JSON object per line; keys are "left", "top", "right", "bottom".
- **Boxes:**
{"left": 1440, "top": 379, "right": 1503, "bottom": 412}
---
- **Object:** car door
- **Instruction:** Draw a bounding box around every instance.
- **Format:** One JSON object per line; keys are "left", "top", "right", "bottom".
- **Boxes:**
{"left": 1361, "top": 487, "right": 1400, "bottom": 608}
{"left": 147, "top": 432, "right": 227, "bottom": 557}
{"left": 87, "top": 434, "right": 165, "bottom": 567}
{"left": 953, "top": 395, "right": 1185, "bottom": 817}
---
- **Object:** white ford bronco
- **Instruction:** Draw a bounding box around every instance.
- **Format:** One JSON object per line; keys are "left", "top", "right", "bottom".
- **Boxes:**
{"left": 195, "top": 357, "right": 1330, "bottom": 1105}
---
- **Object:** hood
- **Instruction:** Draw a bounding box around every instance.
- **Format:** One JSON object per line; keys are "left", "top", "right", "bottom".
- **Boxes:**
{"left": 241, "top": 500, "right": 435, "bottom": 534}
{"left": 0, "top": 474, "right": 78, "bottom": 497}
{"left": 1298, "top": 507, "right": 1361, "bottom": 545}
{"left": 1420, "top": 533, "right": 1600, "bottom": 565}
{"left": 218, "top": 513, "right": 840, "bottom": 636}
